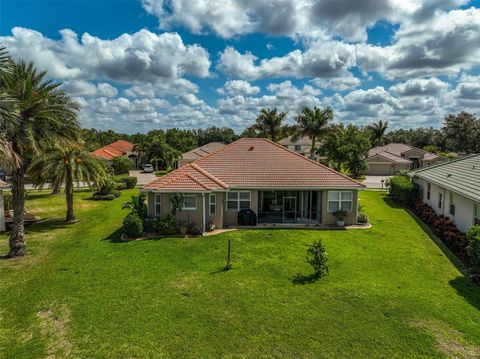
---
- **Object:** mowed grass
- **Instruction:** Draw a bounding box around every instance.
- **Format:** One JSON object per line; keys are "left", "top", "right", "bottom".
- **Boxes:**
{"left": 1, "top": 190, "right": 480, "bottom": 358}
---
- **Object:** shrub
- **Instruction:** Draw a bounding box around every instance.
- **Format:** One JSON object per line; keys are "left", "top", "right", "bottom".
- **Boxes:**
{"left": 115, "top": 182, "right": 127, "bottom": 191}
{"left": 306, "top": 240, "right": 329, "bottom": 278}
{"left": 122, "top": 176, "right": 137, "bottom": 189}
{"left": 467, "top": 226, "right": 480, "bottom": 271}
{"left": 93, "top": 178, "right": 120, "bottom": 200}
{"left": 389, "top": 175, "right": 418, "bottom": 206}
{"left": 357, "top": 212, "right": 369, "bottom": 224}
{"left": 111, "top": 156, "right": 132, "bottom": 175}
{"left": 188, "top": 222, "right": 203, "bottom": 235}
{"left": 123, "top": 213, "right": 143, "bottom": 238}
{"left": 154, "top": 214, "right": 177, "bottom": 235}
{"left": 122, "top": 194, "right": 148, "bottom": 220}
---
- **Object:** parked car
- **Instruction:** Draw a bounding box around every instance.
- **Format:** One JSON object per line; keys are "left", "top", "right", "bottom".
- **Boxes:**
{"left": 143, "top": 164, "right": 154, "bottom": 173}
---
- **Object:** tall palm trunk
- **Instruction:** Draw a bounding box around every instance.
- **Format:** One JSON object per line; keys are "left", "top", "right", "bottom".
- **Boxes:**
{"left": 65, "top": 164, "right": 75, "bottom": 222}
{"left": 310, "top": 136, "right": 316, "bottom": 160}
{"left": 8, "top": 165, "right": 26, "bottom": 257}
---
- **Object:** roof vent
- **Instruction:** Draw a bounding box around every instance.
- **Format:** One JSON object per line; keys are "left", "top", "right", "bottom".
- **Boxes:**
{"left": 248, "top": 146, "right": 254, "bottom": 151}
{"left": 474, "top": 165, "right": 476, "bottom": 170}
{"left": 446, "top": 173, "right": 452, "bottom": 178}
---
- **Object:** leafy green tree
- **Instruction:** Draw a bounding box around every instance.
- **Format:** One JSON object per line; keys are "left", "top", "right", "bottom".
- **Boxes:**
{"left": 367, "top": 120, "right": 388, "bottom": 147}
{"left": 1, "top": 60, "right": 80, "bottom": 256}
{"left": 29, "top": 148, "right": 108, "bottom": 221}
{"left": 122, "top": 194, "right": 148, "bottom": 220}
{"left": 443, "top": 112, "right": 480, "bottom": 153}
{"left": 249, "top": 108, "right": 287, "bottom": 142}
{"left": 194, "top": 126, "right": 237, "bottom": 146}
{"left": 111, "top": 156, "right": 132, "bottom": 175}
{"left": 293, "top": 106, "right": 333, "bottom": 159}
{"left": 147, "top": 136, "right": 181, "bottom": 170}
{"left": 323, "top": 124, "right": 371, "bottom": 178}
{"left": 165, "top": 128, "right": 197, "bottom": 153}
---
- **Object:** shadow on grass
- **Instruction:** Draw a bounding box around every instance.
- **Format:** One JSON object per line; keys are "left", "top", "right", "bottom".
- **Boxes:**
{"left": 381, "top": 195, "right": 404, "bottom": 209}
{"left": 210, "top": 267, "right": 230, "bottom": 275}
{"left": 292, "top": 272, "right": 320, "bottom": 285}
{"left": 102, "top": 228, "right": 124, "bottom": 243}
{"left": 25, "top": 218, "right": 75, "bottom": 234}
{"left": 449, "top": 276, "right": 480, "bottom": 311}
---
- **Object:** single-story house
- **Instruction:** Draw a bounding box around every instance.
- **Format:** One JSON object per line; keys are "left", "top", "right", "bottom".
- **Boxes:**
{"left": 409, "top": 154, "right": 480, "bottom": 233}
{"left": 177, "top": 142, "right": 225, "bottom": 168}
{"left": 142, "top": 138, "right": 365, "bottom": 231}
{"left": 365, "top": 143, "right": 443, "bottom": 175}
{"left": 0, "top": 179, "right": 11, "bottom": 232}
{"left": 91, "top": 140, "right": 139, "bottom": 168}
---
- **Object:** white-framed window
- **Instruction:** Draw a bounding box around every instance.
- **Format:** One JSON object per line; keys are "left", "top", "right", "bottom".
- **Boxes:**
{"left": 294, "top": 145, "right": 301, "bottom": 151}
{"left": 449, "top": 193, "right": 455, "bottom": 216}
{"left": 182, "top": 194, "right": 197, "bottom": 210}
{"left": 209, "top": 194, "right": 216, "bottom": 216}
{"left": 426, "top": 183, "right": 431, "bottom": 200}
{"left": 227, "top": 191, "right": 251, "bottom": 211}
{"left": 155, "top": 194, "right": 162, "bottom": 216}
{"left": 438, "top": 192, "right": 443, "bottom": 209}
{"left": 475, "top": 204, "right": 480, "bottom": 226}
{"left": 327, "top": 191, "right": 353, "bottom": 212}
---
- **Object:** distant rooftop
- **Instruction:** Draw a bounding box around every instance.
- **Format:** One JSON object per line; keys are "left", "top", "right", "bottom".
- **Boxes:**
{"left": 278, "top": 135, "right": 312, "bottom": 146}
{"left": 181, "top": 142, "right": 226, "bottom": 161}
{"left": 91, "top": 140, "right": 135, "bottom": 161}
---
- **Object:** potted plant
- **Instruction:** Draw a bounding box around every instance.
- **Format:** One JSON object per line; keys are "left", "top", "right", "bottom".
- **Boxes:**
{"left": 178, "top": 220, "right": 188, "bottom": 235}
{"left": 207, "top": 220, "right": 216, "bottom": 232}
{"left": 333, "top": 209, "right": 348, "bottom": 227}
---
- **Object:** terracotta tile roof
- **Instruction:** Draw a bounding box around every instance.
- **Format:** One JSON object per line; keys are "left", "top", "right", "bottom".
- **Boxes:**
{"left": 181, "top": 142, "right": 226, "bottom": 161}
{"left": 278, "top": 135, "right": 312, "bottom": 146}
{"left": 367, "top": 143, "right": 441, "bottom": 163}
{"left": 366, "top": 151, "right": 411, "bottom": 164}
{"left": 91, "top": 140, "right": 135, "bottom": 160}
{"left": 143, "top": 138, "right": 364, "bottom": 191}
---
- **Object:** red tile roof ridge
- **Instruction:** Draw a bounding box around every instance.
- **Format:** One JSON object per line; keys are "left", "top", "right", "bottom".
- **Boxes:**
{"left": 185, "top": 172, "right": 212, "bottom": 191}
{"left": 190, "top": 163, "right": 229, "bottom": 189}
{"left": 261, "top": 138, "right": 366, "bottom": 188}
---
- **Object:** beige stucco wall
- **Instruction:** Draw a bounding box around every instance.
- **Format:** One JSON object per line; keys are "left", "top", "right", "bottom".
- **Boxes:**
{"left": 321, "top": 189, "right": 359, "bottom": 225}
{"left": 223, "top": 189, "right": 258, "bottom": 226}
{"left": 0, "top": 190, "right": 5, "bottom": 232}
{"left": 414, "top": 178, "right": 478, "bottom": 233}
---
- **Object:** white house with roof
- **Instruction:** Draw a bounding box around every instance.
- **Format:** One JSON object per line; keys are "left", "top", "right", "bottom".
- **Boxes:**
{"left": 409, "top": 154, "right": 480, "bottom": 233}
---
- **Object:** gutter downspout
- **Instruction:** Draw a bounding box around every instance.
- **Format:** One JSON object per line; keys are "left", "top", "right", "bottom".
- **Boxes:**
{"left": 202, "top": 193, "right": 206, "bottom": 235}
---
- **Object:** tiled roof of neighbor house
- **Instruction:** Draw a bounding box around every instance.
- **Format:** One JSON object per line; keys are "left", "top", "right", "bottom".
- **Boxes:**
{"left": 143, "top": 138, "right": 364, "bottom": 191}
{"left": 181, "top": 142, "right": 226, "bottom": 161}
{"left": 410, "top": 154, "right": 480, "bottom": 202}
{"left": 366, "top": 152, "right": 411, "bottom": 164}
{"left": 91, "top": 140, "right": 135, "bottom": 161}
{"left": 368, "top": 143, "right": 441, "bottom": 163}
{"left": 278, "top": 135, "right": 312, "bottom": 146}
{"left": 0, "top": 179, "right": 10, "bottom": 189}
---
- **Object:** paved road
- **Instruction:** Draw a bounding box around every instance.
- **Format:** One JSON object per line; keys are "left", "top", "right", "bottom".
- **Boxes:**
{"left": 129, "top": 170, "right": 157, "bottom": 186}
{"left": 363, "top": 175, "right": 391, "bottom": 189}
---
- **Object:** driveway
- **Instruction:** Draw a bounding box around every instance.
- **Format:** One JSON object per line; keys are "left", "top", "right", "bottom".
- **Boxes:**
{"left": 363, "top": 175, "right": 391, "bottom": 189}
{"left": 129, "top": 170, "right": 157, "bottom": 186}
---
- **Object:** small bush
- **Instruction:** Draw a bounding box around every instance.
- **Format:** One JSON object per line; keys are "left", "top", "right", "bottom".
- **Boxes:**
{"left": 467, "top": 226, "right": 480, "bottom": 271}
{"left": 188, "top": 222, "right": 203, "bottom": 235}
{"left": 111, "top": 156, "right": 132, "bottom": 175}
{"left": 306, "top": 240, "right": 329, "bottom": 278}
{"left": 154, "top": 214, "right": 177, "bottom": 235}
{"left": 122, "top": 176, "right": 137, "bottom": 189}
{"left": 357, "top": 212, "right": 369, "bottom": 224}
{"left": 115, "top": 182, "right": 127, "bottom": 191}
{"left": 333, "top": 209, "right": 348, "bottom": 221}
{"left": 123, "top": 213, "right": 143, "bottom": 238}
{"left": 389, "top": 175, "right": 418, "bottom": 206}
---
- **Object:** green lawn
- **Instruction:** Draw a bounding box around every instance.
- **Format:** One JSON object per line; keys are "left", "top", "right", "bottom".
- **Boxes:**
{"left": 1, "top": 190, "right": 479, "bottom": 358}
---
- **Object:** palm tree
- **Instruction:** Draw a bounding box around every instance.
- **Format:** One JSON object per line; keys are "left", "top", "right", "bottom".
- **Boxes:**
{"left": 367, "top": 120, "right": 388, "bottom": 147}
{"left": 251, "top": 108, "right": 286, "bottom": 142}
{"left": 293, "top": 106, "right": 334, "bottom": 159}
{"left": 1, "top": 60, "right": 80, "bottom": 257}
{"left": 29, "top": 148, "right": 108, "bottom": 222}
{"left": 122, "top": 194, "right": 147, "bottom": 220}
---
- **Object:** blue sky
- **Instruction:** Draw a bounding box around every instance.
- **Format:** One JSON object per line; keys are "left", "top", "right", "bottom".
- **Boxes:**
{"left": 1, "top": 0, "right": 480, "bottom": 133}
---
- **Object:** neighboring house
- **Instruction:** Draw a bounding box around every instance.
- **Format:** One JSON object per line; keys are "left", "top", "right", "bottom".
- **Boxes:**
{"left": 142, "top": 138, "right": 364, "bottom": 231}
{"left": 365, "top": 143, "right": 443, "bottom": 175}
{"left": 177, "top": 142, "right": 225, "bottom": 168}
{"left": 91, "top": 140, "right": 139, "bottom": 168}
{"left": 278, "top": 135, "right": 325, "bottom": 161}
{"left": 0, "top": 179, "right": 10, "bottom": 232}
{"left": 409, "top": 154, "right": 480, "bottom": 233}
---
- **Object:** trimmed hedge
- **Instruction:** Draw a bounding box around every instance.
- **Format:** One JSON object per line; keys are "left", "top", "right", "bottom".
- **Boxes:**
{"left": 389, "top": 175, "right": 418, "bottom": 205}
{"left": 123, "top": 213, "right": 143, "bottom": 238}
{"left": 122, "top": 176, "right": 137, "bottom": 189}
{"left": 467, "top": 226, "right": 480, "bottom": 272}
